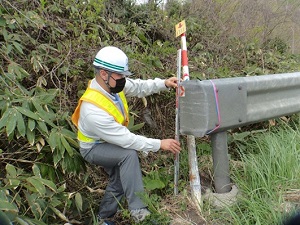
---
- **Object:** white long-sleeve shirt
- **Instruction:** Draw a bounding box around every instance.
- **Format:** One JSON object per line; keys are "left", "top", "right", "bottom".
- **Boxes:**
{"left": 78, "top": 77, "right": 168, "bottom": 152}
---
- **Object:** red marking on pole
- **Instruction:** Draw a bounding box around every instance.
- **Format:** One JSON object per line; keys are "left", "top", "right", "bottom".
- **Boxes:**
{"left": 182, "top": 51, "right": 188, "bottom": 66}
{"left": 183, "top": 73, "right": 189, "bottom": 78}
{"left": 179, "top": 86, "right": 185, "bottom": 97}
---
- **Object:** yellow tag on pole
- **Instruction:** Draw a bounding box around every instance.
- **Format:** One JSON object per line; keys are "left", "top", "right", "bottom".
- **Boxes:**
{"left": 175, "top": 20, "right": 186, "bottom": 37}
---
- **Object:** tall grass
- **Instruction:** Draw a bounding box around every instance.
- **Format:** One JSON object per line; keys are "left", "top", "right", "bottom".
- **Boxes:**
{"left": 218, "top": 124, "right": 300, "bottom": 225}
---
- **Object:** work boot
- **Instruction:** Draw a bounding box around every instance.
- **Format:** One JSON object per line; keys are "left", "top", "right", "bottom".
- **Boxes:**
{"left": 130, "top": 208, "right": 151, "bottom": 223}
{"left": 99, "top": 219, "right": 115, "bottom": 225}
{"left": 97, "top": 215, "right": 115, "bottom": 225}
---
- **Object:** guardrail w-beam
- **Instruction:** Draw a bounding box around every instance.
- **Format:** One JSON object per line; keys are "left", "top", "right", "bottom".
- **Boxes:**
{"left": 179, "top": 72, "right": 300, "bottom": 193}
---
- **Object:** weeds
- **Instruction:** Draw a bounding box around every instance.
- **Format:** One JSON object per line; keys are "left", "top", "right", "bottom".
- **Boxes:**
{"left": 213, "top": 125, "right": 300, "bottom": 225}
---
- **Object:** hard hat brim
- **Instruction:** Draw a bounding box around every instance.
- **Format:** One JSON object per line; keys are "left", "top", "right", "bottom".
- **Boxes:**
{"left": 119, "top": 70, "right": 133, "bottom": 76}
{"left": 95, "top": 66, "right": 133, "bottom": 76}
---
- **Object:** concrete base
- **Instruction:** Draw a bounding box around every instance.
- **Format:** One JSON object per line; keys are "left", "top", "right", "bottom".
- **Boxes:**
{"left": 203, "top": 184, "right": 239, "bottom": 209}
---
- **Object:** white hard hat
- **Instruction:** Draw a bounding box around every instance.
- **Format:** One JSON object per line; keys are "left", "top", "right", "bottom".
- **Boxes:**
{"left": 93, "top": 46, "right": 132, "bottom": 76}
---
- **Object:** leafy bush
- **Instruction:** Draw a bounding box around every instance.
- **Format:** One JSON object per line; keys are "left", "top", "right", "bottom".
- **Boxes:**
{"left": 1, "top": 163, "right": 85, "bottom": 224}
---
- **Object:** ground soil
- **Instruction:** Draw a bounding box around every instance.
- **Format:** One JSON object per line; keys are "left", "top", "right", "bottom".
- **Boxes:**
{"left": 77, "top": 165, "right": 212, "bottom": 225}
{"left": 110, "top": 192, "right": 208, "bottom": 225}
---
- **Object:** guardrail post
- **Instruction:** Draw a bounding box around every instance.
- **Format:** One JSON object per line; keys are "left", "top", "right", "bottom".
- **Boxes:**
{"left": 211, "top": 131, "right": 231, "bottom": 193}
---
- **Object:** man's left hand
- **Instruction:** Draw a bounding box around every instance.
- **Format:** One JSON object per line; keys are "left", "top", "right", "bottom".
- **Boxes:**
{"left": 165, "top": 77, "right": 179, "bottom": 89}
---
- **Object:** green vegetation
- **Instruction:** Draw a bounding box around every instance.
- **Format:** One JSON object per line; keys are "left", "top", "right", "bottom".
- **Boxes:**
{"left": 0, "top": 0, "right": 299, "bottom": 224}
{"left": 208, "top": 122, "right": 300, "bottom": 225}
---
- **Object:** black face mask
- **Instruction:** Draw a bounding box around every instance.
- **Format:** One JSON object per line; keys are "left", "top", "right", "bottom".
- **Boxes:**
{"left": 109, "top": 77, "right": 126, "bottom": 93}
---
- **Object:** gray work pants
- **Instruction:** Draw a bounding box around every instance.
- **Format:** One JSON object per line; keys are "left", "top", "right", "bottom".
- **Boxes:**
{"left": 80, "top": 143, "right": 146, "bottom": 218}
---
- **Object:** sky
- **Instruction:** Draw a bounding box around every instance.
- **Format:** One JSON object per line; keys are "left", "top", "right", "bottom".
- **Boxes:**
{"left": 135, "top": 0, "right": 168, "bottom": 6}
{"left": 135, "top": 0, "right": 148, "bottom": 4}
{"left": 135, "top": 0, "right": 165, "bottom": 4}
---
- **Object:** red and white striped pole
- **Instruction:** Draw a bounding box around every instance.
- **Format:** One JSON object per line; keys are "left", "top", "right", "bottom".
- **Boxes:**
{"left": 181, "top": 33, "right": 190, "bottom": 82}
{"left": 175, "top": 20, "right": 202, "bottom": 209}
{"left": 174, "top": 29, "right": 189, "bottom": 195}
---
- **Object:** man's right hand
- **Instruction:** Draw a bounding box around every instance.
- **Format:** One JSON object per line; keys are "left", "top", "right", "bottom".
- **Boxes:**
{"left": 160, "top": 139, "right": 181, "bottom": 154}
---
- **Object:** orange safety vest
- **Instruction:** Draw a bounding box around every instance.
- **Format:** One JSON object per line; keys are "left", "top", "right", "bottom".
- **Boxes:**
{"left": 71, "top": 85, "right": 129, "bottom": 142}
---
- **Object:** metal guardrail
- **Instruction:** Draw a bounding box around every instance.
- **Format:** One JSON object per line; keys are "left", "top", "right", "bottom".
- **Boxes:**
{"left": 179, "top": 72, "right": 300, "bottom": 193}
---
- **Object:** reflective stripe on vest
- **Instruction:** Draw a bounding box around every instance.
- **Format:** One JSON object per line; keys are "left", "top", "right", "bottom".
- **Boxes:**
{"left": 71, "top": 86, "right": 129, "bottom": 143}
